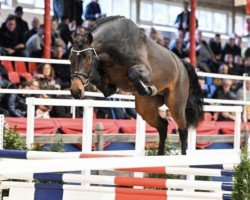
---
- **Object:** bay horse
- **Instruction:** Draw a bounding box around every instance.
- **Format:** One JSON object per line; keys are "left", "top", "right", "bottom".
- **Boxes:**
{"left": 69, "top": 16, "right": 203, "bottom": 155}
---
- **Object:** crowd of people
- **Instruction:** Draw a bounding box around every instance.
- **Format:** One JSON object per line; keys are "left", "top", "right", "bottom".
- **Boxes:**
{"left": 0, "top": 0, "right": 250, "bottom": 123}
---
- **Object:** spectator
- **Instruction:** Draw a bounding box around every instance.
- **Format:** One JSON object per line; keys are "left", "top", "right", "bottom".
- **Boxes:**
{"left": 209, "top": 33, "right": 223, "bottom": 62}
{"left": 224, "top": 53, "right": 241, "bottom": 75}
{"left": 163, "top": 37, "right": 170, "bottom": 49}
{"left": 34, "top": 63, "right": 61, "bottom": 90}
{"left": 171, "top": 38, "right": 188, "bottom": 59}
{"left": 196, "top": 30, "right": 216, "bottom": 72}
{"left": 213, "top": 63, "right": 229, "bottom": 88}
{"left": 174, "top": 0, "right": 198, "bottom": 34}
{"left": 212, "top": 79, "right": 236, "bottom": 100}
{"left": 51, "top": 17, "right": 66, "bottom": 49}
{"left": 57, "top": 15, "right": 71, "bottom": 47}
{"left": 84, "top": 0, "right": 106, "bottom": 21}
{"left": 149, "top": 27, "right": 159, "bottom": 42}
{"left": 14, "top": 6, "right": 29, "bottom": 36}
{"left": 234, "top": 36, "right": 242, "bottom": 57}
{"left": 52, "top": 45, "right": 71, "bottom": 89}
{"left": 234, "top": 55, "right": 244, "bottom": 75}
{"left": 244, "top": 40, "right": 250, "bottom": 59}
{"left": 169, "top": 30, "right": 184, "bottom": 50}
{"left": 26, "top": 25, "right": 44, "bottom": 57}
{"left": 198, "top": 77, "right": 209, "bottom": 98}
{"left": 0, "top": 15, "right": 28, "bottom": 57}
{"left": 212, "top": 79, "right": 236, "bottom": 121}
{"left": 243, "top": 56, "right": 250, "bottom": 75}
{"left": 23, "top": 17, "right": 40, "bottom": 43}
{"left": 1, "top": 78, "right": 30, "bottom": 117}
{"left": 222, "top": 36, "right": 240, "bottom": 57}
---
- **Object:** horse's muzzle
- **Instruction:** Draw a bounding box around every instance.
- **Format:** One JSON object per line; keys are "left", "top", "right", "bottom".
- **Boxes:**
{"left": 70, "top": 88, "right": 83, "bottom": 99}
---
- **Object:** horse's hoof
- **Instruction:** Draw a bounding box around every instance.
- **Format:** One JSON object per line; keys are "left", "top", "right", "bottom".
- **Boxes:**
{"left": 148, "top": 86, "right": 157, "bottom": 96}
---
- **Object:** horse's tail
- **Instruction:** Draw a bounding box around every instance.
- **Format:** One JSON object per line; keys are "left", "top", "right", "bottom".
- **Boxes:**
{"left": 182, "top": 60, "right": 204, "bottom": 128}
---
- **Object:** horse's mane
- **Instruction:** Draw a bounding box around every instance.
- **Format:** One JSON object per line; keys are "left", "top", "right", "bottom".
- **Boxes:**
{"left": 87, "top": 16, "right": 125, "bottom": 32}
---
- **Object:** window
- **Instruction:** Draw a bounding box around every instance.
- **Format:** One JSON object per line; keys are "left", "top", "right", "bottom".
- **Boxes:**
{"left": 235, "top": 14, "right": 244, "bottom": 36}
{"left": 213, "top": 12, "right": 227, "bottom": 33}
{"left": 168, "top": 5, "right": 182, "bottom": 26}
{"left": 140, "top": 1, "right": 153, "bottom": 21}
{"left": 17, "top": 0, "right": 34, "bottom": 4}
{"left": 99, "top": 0, "right": 112, "bottom": 17}
{"left": 131, "top": 0, "right": 136, "bottom": 22}
{"left": 153, "top": 2, "right": 168, "bottom": 25}
{"left": 197, "top": 9, "right": 213, "bottom": 31}
{"left": 112, "top": 0, "right": 130, "bottom": 18}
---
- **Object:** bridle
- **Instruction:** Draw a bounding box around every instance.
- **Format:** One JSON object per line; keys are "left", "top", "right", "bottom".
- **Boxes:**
{"left": 71, "top": 47, "right": 99, "bottom": 86}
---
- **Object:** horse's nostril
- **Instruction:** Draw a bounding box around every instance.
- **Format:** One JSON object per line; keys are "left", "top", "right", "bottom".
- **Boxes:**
{"left": 77, "top": 89, "right": 82, "bottom": 98}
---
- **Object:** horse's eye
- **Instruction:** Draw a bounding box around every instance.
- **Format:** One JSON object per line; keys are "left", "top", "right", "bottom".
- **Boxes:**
{"left": 87, "top": 57, "right": 91, "bottom": 63}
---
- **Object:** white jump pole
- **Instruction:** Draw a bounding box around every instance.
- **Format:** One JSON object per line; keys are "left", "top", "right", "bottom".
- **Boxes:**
{"left": 26, "top": 97, "right": 35, "bottom": 149}
{"left": 234, "top": 110, "right": 242, "bottom": 151}
{"left": 0, "top": 115, "right": 4, "bottom": 150}
{"left": 135, "top": 114, "right": 146, "bottom": 156}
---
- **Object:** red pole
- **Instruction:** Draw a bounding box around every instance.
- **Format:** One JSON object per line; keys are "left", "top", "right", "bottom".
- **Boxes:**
{"left": 43, "top": 0, "right": 51, "bottom": 58}
{"left": 190, "top": 0, "right": 197, "bottom": 67}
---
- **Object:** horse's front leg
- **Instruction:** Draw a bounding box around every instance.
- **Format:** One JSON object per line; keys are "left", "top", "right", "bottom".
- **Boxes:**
{"left": 128, "top": 64, "right": 157, "bottom": 96}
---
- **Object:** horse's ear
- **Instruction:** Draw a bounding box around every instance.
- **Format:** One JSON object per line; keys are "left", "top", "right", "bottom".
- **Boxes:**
{"left": 87, "top": 32, "right": 93, "bottom": 45}
{"left": 68, "top": 34, "right": 76, "bottom": 45}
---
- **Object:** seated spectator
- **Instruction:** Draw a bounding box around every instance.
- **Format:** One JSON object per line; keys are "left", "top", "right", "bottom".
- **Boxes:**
{"left": 84, "top": 0, "right": 106, "bottom": 21}
{"left": 34, "top": 63, "right": 61, "bottom": 90}
{"left": 212, "top": 79, "right": 236, "bottom": 100}
{"left": 52, "top": 45, "right": 71, "bottom": 89}
{"left": 149, "top": 27, "right": 159, "bottom": 42}
{"left": 1, "top": 77, "right": 30, "bottom": 117}
{"left": 234, "top": 35, "right": 242, "bottom": 57}
{"left": 51, "top": 17, "right": 66, "bottom": 49}
{"left": 169, "top": 30, "right": 184, "bottom": 50}
{"left": 244, "top": 40, "right": 250, "bottom": 58}
{"left": 163, "top": 37, "right": 170, "bottom": 49}
{"left": 234, "top": 55, "right": 244, "bottom": 74}
{"left": 243, "top": 56, "right": 250, "bottom": 75}
{"left": 209, "top": 33, "right": 222, "bottom": 62}
{"left": 174, "top": 0, "right": 198, "bottom": 34}
{"left": 14, "top": 6, "right": 29, "bottom": 36}
{"left": 57, "top": 15, "right": 71, "bottom": 47}
{"left": 213, "top": 63, "right": 229, "bottom": 88}
{"left": 23, "top": 17, "right": 40, "bottom": 43}
{"left": 26, "top": 25, "right": 44, "bottom": 57}
{"left": 0, "top": 15, "right": 28, "bottom": 57}
{"left": 222, "top": 36, "right": 240, "bottom": 57}
{"left": 196, "top": 30, "right": 216, "bottom": 72}
{"left": 224, "top": 53, "right": 241, "bottom": 75}
{"left": 212, "top": 79, "right": 237, "bottom": 121}
{"left": 198, "top": 77, "right": 209, "bottom": 98}
{"left": 171, "top": 38, "right": 188, "bottom": 59}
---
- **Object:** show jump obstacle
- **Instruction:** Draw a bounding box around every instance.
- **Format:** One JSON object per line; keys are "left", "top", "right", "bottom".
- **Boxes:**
{"left": 0, "top": 99, "right": 246, "bottom": 200}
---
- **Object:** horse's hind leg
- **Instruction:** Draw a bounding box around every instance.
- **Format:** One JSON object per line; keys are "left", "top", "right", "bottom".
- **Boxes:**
{"left": 128, "top": 64, "right": 157, "bottom": 96}
{"left": 178, "top": 128, "right": 188, "bottom": 155}
{"left": 135, "top": 95, "right": 168, "bottom": 155}
{"left": 166, "top": 85, "right": 189, "bottom": 155}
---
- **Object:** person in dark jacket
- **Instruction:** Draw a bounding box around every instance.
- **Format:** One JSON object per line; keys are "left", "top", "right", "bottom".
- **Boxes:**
{"left": 209, "top": 33, "right": 222, "bottom": 62}
{"left": 0, "top": 15, "right": 28, "bottom": 57}
{"left": 1, "top": 79, "right": 31, "bottom": 117}
{"left": 14, "top": 6, "right": 29, "bottom": 35}
{"left": 57, "top": 15, "right": 71, "bottom": 46}
{"left": 174, "top": 0, "right": 198, "bottom": 34}
{"left": 84, "top": 0, "right": 106, "bottom": 21}
{"left": 52, "top": 45, "right": 71, "bottom": 89}
{"left": 23, "top": 17, "right": 40, "bottom": 43}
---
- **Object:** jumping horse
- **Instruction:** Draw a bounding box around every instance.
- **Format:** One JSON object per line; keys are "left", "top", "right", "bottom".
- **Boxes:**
{"left": 69, "top": 16, "right": 203, "bottom": 155}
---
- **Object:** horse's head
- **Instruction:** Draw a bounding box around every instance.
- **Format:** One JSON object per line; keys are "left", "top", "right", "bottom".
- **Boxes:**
{"left": 69, "top": 32, "right": 98, "bottom": 99}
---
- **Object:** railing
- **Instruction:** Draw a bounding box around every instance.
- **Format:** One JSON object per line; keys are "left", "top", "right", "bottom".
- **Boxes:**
{"left": 25, "top": 97, "right": 243, "bottom": 155}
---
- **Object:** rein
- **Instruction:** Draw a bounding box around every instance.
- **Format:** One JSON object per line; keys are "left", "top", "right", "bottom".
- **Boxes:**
{"left": 71, "top": 47, "right": 99, "bottom": 87}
